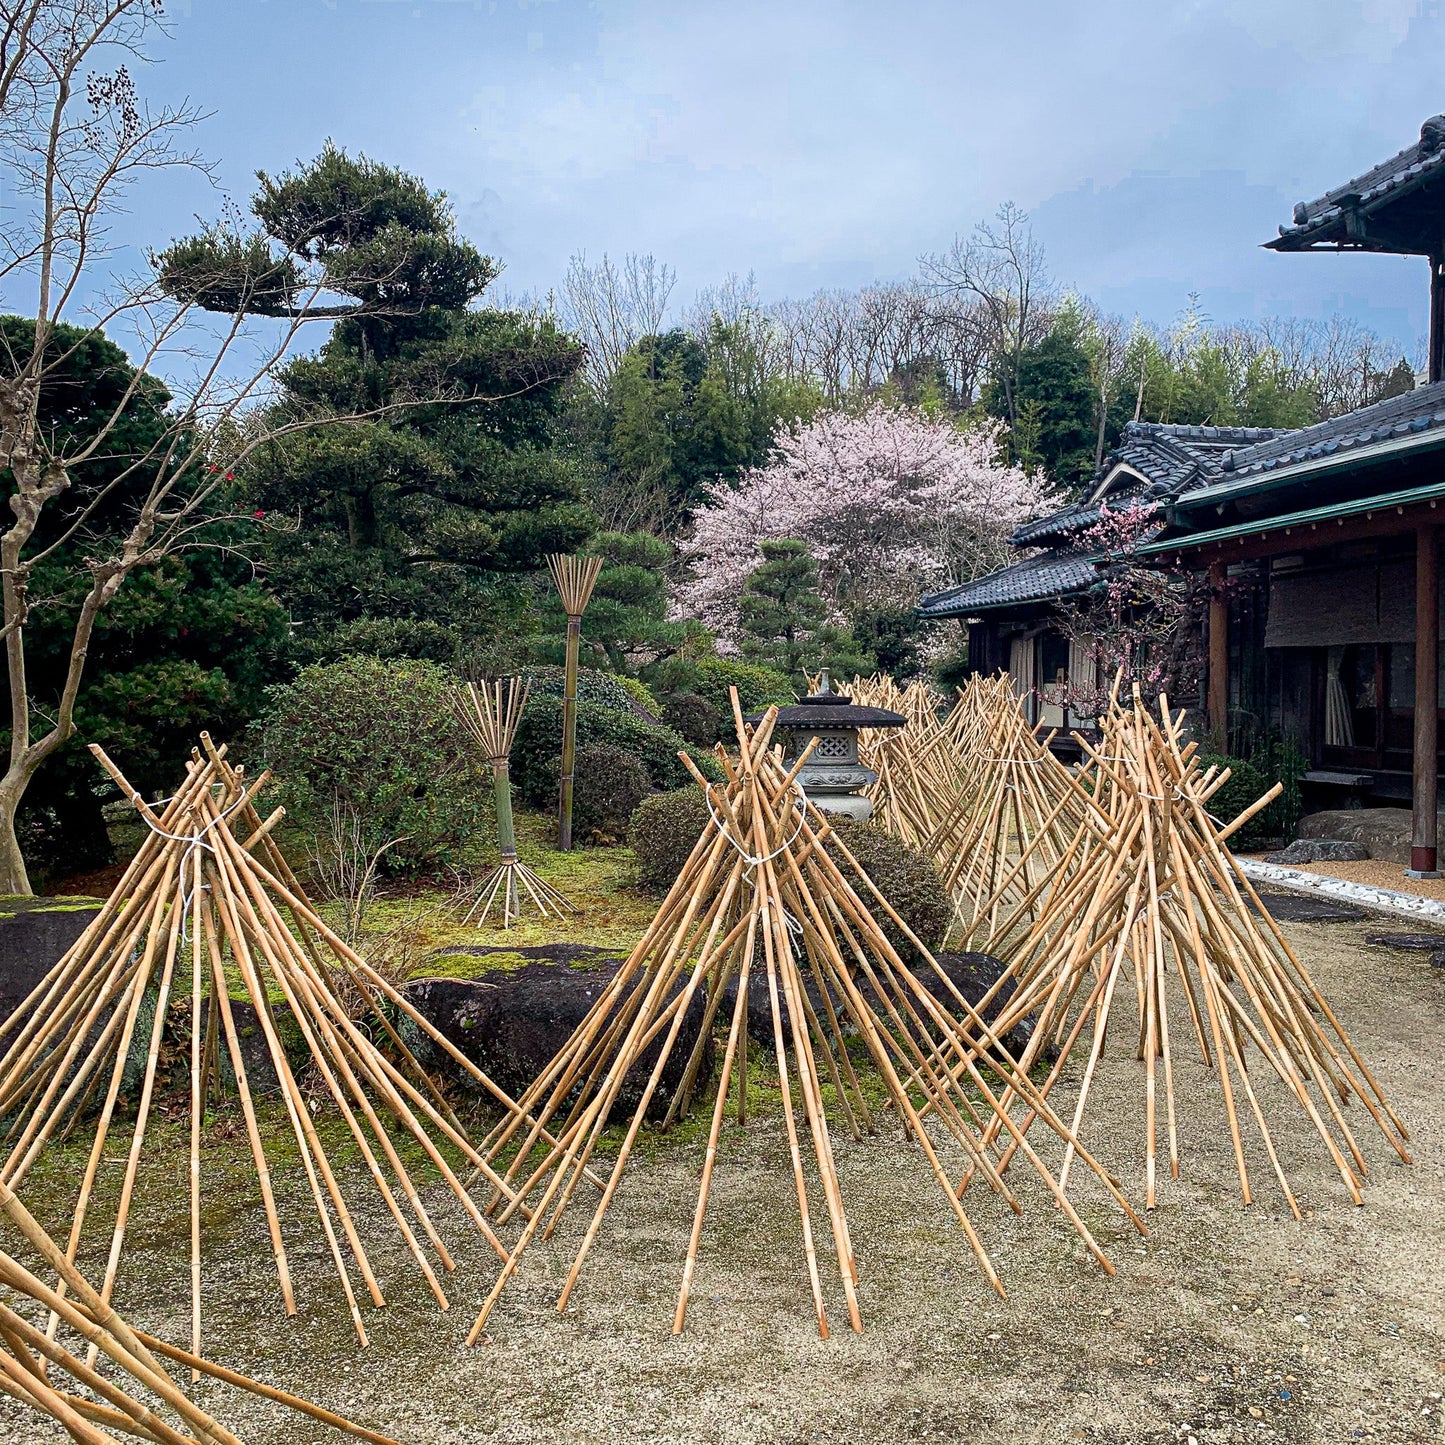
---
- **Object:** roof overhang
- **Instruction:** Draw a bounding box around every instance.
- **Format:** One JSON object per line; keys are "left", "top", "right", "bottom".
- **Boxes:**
{"left": 1138, "top": 478, "right": 1445, "bottom": 560}
{"left": 1172, "top": 425, "right": 1445, "bottom": 517}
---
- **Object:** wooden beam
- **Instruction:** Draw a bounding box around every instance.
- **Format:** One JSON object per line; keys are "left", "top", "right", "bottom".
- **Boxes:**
{"left": 1162, "top": 502, "right": 1441, "bottom": 570}
{"left": 1410, "top": 523, "right": 1440, "bottom": 877}
{"left": 1432, "top": 254, "right": 1445, "bottom": 386}
{"left": 1207, "top": 560, "right": 1228, "bottom": 752}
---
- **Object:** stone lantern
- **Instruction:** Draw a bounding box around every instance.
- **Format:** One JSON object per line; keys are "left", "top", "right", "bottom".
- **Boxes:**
{"left": 749, "top": 671, "right": 906, "bottom": 822}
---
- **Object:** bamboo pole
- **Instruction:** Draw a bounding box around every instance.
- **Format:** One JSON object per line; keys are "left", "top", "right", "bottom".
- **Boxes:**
{"left": 547, "top": 553, "right": 603, "bottom": 851}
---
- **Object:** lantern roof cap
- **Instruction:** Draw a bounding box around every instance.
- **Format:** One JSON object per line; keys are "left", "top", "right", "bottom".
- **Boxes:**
{"left": 745, "top": 670, "right": 907, "bottom": 730}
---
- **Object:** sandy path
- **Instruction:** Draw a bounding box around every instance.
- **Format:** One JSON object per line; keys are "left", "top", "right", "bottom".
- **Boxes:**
{"left": 0, "top": 906, "right": 1440, "bottom": 1444}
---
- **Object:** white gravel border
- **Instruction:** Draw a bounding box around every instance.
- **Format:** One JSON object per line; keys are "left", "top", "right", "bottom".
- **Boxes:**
{"left": 1238, "top": 857, "right": 1445, "bottom": 929}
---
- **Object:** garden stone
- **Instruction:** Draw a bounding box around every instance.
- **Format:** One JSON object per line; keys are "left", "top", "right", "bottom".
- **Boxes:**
{"left": 1265, "top": 838, "right": 1369, "bottom": 865}
{"left": 0, "top": 896, "right": 102, "bottom": 1027}
{"left": 1298, "top": 808, "right": 1445, "bottom": 864}
{"left": 1363, "top": 932, "right": 1445, "bottom": 952}
{"left": 1246, "top": 891, "right": 1367, "bottom": 924}
{"left": 403, "top": 960, "right": 713, "bottom": 1122}
{"left": 718, "top": 949, "right": 1044, "bottom": 1061}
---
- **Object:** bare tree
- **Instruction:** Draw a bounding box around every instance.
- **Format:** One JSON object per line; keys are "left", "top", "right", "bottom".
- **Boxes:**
{"left": 560, "top": 250, "right": 676, "bottom": 388}
{"left": 922, "top": 201, "right": 1053, "bottom": 432}
{"left": 0, "top": 1, "right": 504, "bottom": 893}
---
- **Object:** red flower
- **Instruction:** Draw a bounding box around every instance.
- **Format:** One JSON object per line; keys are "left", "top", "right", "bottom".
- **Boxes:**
{"left": 253, "top": 509, "right": 267, "bottom": 520}
{"left": 225, "top": 472, "right": 234, "bottom": 480}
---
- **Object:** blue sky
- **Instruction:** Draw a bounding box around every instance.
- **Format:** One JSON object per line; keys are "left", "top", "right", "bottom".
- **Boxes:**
{"left": 131, "top": 0, "right": 1445, "bottom": 354}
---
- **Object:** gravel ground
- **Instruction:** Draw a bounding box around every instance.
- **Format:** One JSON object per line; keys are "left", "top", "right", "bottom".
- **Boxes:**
{"left": 1, "top": 905, "right": 1441, "bottom": 1445}
{"left": 1245, "top": 855, "right": 1445, "bottom": 906}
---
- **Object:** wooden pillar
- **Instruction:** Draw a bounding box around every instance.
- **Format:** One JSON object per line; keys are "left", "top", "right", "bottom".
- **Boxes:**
{"left": 1431, "top": 254, "right": 1445, "bottom": 386}
{"left": 1410, "top": 523, "right": 1440, "bottom": 877}
{"left": 1207, "top": 560, "right": 1228, "bottom": 751}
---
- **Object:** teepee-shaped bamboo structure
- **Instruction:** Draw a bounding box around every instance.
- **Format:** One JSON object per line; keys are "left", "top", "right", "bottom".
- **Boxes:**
{"left": 955, "top": 685, "right": 1411, "bottom": 1214}
{"left": 547, "top": 552, "right": 604, "bottom": 851}
{"left": 462, "top": 694, "right": 1146, "bottom": 1343}
{"left": 0, "top": 1175, "right": 398, "bottom": 1445}
{"left": 454, "top": 679, "right": 573, "bottom": 927}
{"left": 0, "top": 734, "right": 572, "bottom": 1358}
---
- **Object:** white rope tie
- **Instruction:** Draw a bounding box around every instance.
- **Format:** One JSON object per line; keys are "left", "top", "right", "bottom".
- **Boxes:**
{"left": 136, "top": 785, "right": 249, "bottom": 940}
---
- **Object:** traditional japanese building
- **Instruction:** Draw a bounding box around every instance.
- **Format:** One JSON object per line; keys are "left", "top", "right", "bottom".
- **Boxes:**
{"left": 920, "top": 113, "right": 1445, "bottom": 875}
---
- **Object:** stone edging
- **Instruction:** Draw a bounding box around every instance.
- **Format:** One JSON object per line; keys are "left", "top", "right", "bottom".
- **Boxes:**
{"left": 1237, "top": 859, "right": 1445, "bottom": 928}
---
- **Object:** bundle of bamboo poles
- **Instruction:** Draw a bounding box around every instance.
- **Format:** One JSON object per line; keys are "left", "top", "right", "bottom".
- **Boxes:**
{"left": 454, "top": 678, "right": 573, "bottom": 928}
{"left": 0, "top": 1176, "right": 398, "bottom": 1445}
{"left": 953, "top": 685, "right": 1411, "bottom": 1214}
{"left": 547, "top": 552, "right": 604, "bottom": 851}
{"left": 461, "top": 692, "right": 1146, "bottom": 1343}
{"left": 850, "top": 673, "right": 1091, "bottom": 936}
{"left": 0, "top": 734, "right": 569, "bottom": 1359}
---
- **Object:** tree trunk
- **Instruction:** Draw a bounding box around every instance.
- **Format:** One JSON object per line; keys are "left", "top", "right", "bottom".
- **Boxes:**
{"left": 0, "top": 784, "right": 31, "bottom": 896}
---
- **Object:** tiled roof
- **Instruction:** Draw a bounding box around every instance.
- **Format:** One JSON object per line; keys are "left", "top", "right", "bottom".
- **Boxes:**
{"left": 1110, "top": 421, "right": 1285, "bottom": 491}
{"left": 917, "top": 552, "right": 1099, "bottom": 618}
{"left": 1269, "top": 114, "right": 1445, "bottom": 251}
{"left": 1182, "top": 381, "right": 1445, "bottom": 495}
{"left": 1008, "top": 423, "right": 1287, "bottom": 546}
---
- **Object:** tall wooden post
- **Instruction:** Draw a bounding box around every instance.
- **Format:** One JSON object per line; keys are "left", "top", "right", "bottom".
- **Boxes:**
{"left": 558, "top": 611, "right": 582, "bottom": 850}
{"left": 1207, "top": 560, "right": 1229, "bottom": 751}
{"left": 1410, "top": 523, "right": 1440, "bottom": 877}
{"left": 547, "top": 554, "right": 603, "bottom": 853}
{"left": 1430, "top": 254, "right": 1445, "bottom": 386}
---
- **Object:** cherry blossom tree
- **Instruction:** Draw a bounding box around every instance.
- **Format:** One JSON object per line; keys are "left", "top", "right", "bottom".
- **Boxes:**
{"left": 1056, "top": 500, "right": 1206, "bottom": 717}
{"left": 676, "top": 402, "right": 1055, "bottom": 641}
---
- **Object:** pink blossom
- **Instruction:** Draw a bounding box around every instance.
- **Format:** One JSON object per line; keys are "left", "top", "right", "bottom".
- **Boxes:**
{"left": 676, "top": 403, "right": 1056, "bottom": 642}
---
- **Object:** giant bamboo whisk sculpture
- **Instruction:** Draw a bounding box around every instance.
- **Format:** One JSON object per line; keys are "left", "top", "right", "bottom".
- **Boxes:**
{"left": 953, "top": 685, "right": 1411, "bottom": 1215}
{"left": 454, "top": 678, "right": 573, "bottom": 927}
{"left": 547, "top": 552, "right": 604, "bottom": 851}
{"left": 0, "top": 1177, "right": 399, "bottom": 1445}
{"left": 0, "top": 734, "right": 574, "bottom": 1358}
{"left": 463, "top": 693, "right": 1146, "bottom": 1344}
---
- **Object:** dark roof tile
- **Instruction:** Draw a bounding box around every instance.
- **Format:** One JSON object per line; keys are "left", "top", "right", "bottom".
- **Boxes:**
{"left": 917, "top": 552, "right": 1099, "bottom": 618}
{"left": 1201, "top": 380, "right": 1445, "bottom": 487}
{"left": 1270, "top": 114, "right": 1445, "bottom": 249}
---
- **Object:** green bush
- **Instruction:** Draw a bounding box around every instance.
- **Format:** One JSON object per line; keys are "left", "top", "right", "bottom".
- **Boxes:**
{"left": 1197, "top": 752, "right": 1272, "bottom": 850}
{"left": 629, "top": 786, "right": 714, "bottom": 889}
{"left": 260, "top": 655, "right": 484, "bottom": 872}
{"left": 562, "top": 744, "right": 654, "bottom": 843}
{"left": 661, "top": 691, "right": 722, "bottom": 747}
{"left": 652, "top": 655, "right": 793, "bottom": 725}
{"left": 523, "top": 665, "right": 640, "bottom": 715}
{"left": 826, "top": 819, "right": 951, "bottom": 964}
{"left": 612, "top": 673, "right": 662, "bottom": 718}
{"left": 511, "top": 695, "right": 722, "bottom": 807}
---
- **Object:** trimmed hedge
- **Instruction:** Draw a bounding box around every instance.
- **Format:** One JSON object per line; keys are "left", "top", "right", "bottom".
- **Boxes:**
{"left": 612, "top": 673, "right": 662, "bottom": 718}
{"left": 652, "top": 656, "right": 794, "bottom": 723}
{"left": 260, "top": 655, "right": 484, "bottom": 872}
{"left": 1196, "top": 752, "right": 1272, "bottom": 849}
{"left": 826, "top": 820, "right": 951, "bottom": 964}
{"left": 564, "top": 744, "right": 654, "bottom": 843}
{"left": 662, "top": 691, "right": 722, "bottom": 747}
{"left": 511, "top": 695, "right": 722, "bottom": 808}
{"left": 629, "top": 786, "right": 713, "bottom": 889}
{"left": 523, "top": 665, "right": 640, "bottom": 716}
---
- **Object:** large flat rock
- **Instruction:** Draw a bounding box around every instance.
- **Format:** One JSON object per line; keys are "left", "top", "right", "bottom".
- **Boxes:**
{"left": 403, "top": 959, "right": 713, "bottom": 1122}
{"left": 0, "top": 896, "right": 102, "bottom": 1026}
{"left": 1297, "top": 807, "right": 1437, "bottom": 863}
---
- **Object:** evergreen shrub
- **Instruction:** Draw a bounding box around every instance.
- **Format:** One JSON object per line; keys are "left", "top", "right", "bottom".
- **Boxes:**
{"left": 827, "top": 819, "right": 951, "bottom": 964}
{"left": 511, "top": 696, "right": 722, "bottom": 807}
{"left": 629, "top": 787, "right": 713, "bottom": 889}
{"left": 562, "top": 744, "right": 654, "bottom": 843}
{"left": 260, "top": 655, "right": 483, "bottom": 872}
